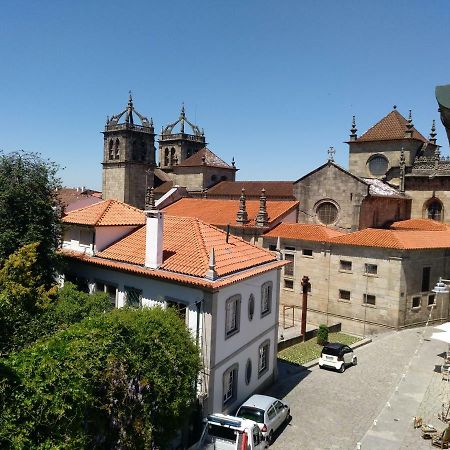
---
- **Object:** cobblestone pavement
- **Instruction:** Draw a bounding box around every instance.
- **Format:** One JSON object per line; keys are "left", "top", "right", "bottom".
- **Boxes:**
{"left": 265, "top": 327, "right": 447, "bottom": 450}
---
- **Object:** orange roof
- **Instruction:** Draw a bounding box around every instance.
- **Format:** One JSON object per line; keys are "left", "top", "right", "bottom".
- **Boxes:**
{"left": 62, "top": 200, "right": 145, "bottom": 226}
{"left": 390, "top": 218, "right": 450, "bottom": 231}
{"left": 264, "top": 223, "right": 344, "bottom": 241}
{"left": 97, "top": 215, "right": 278, "bottom": 277}
{"left": 330, "top": 228, "right": 450, "bottom": 250}
{"left": 163, "top": 198, "right": 299, "bottom": 227}
{"left": 355, "top": 109, "right": 428, "bottom": 143}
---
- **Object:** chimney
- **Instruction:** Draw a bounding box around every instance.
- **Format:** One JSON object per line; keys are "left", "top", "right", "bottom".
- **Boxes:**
{"left": 144, "top": 187, "right": 164, "bottom": 269}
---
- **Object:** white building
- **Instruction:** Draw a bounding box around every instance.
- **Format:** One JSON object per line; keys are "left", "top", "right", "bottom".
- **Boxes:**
{"left": 61, "top": 198, "right": 286, "bottom": 414}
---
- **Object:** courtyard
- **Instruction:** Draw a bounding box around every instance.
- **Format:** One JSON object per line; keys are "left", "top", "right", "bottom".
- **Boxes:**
{"left": 265, "top": 326, "right": 450, "bottom": 450}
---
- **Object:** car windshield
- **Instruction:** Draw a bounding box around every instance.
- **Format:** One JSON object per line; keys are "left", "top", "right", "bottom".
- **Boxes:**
{"left": 236, "top": 407, "right": 265, "bottom": 423}
{"left": 206, "top": 424, "right": 237, "bottom": 441}
{"left": 322, "top": 346, "right": 341, "bottom": 356}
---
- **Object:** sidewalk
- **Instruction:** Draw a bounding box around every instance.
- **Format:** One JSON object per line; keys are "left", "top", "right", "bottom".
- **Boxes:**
{"left": 359, "top": 329, "right": 449, "bottom": 450}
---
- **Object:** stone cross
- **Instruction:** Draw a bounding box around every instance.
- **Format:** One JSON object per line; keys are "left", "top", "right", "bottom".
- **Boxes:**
{"left": 327, "top": 146, "right": 335, "bottom": 162}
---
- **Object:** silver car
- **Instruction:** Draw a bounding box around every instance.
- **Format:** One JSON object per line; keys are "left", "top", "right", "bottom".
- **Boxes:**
{"left": 236, "top": 394, "right": 290, "bottom": 444}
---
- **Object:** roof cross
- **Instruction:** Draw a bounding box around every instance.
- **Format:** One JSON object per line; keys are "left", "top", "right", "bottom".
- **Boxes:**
{"left": 327, "top": 146, "right": 335, "bottom": 162}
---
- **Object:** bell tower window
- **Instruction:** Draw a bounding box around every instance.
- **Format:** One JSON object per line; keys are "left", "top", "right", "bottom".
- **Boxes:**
{"left": 164, "top": 148, "right": 169, "bottom": 166}
{"left": 170, "top": 147, "right": 176, "bottom": 165}
{"left": 114, "top": 139, "right": 120, "bottom": 159}
{"left": 108, "top": 140, "right": 114, "bottom": 160}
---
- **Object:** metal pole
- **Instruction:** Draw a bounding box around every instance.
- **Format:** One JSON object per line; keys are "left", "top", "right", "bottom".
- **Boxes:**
{"left": 301, "top": 275, "right": 310, "bottom": 341}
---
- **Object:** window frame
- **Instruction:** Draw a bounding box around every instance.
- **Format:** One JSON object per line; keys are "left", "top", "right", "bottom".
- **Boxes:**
{"left": 421, "top": 267, "right": 431, "bottom": 292}
{"left": 223, "top": 364, "right": 239, "bottom": 406}
{"left": 339, "top": 289, "right": 351, "bottom": 301}
{"left": 261, "top": 281, "right": 273, "bottom": 318}
{"left": 428, "top": 294, "right": 436, "bottom": 306}
{"left": 363, "top": 293, "right": 376, "bottom": 306}
{"left": 412, "top": 296, "right": 421, "bottom": 309}
{"left": 258, "top": 340, "right": 270, "bottom": 378}
{"left": 339, "top": 260, "right": 352, "bottom": 272}
{"left": 364, "top": 263, "right": 378, "bottom": 276}
{"left": 124, "top": 286, "right": 142, "bottom": 308}
{"left": 225, "top": 294, "right": 241, "bottom": 338}
{"left": 284, "top": 253, "right": 295, "bottom": 277}
{"left": 284, "top": 279, "right": 294, "bottom": 290}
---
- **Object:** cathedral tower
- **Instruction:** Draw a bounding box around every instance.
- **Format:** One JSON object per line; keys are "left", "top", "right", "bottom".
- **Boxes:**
{"left": 158, "top": 105, "right": 206, "bottom": 171}
{"left": 102, "top": 94, "right": 156, "bottom": 209}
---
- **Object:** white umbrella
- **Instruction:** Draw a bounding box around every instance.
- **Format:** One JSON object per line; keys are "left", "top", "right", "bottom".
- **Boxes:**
{"left": 430, "top": 331, "right": 450, "bottom": 344}
{"left": 435, "top": 323, "right": 450, "bottom": 332}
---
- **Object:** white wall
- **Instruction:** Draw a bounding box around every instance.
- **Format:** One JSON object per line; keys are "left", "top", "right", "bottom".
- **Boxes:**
{"left": 62, "top": 226, "right": 94, "bottom": 255}
{"left": 211, "top": 270, "right": 279, "bottom": 413}
{"left": 95, "top": 226, "right": 138, "bottom": 252}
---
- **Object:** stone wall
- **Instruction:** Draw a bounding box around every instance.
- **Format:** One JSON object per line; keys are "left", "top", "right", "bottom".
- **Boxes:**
{"left": 359, "top": 196, "right": 411, "bottom": 229}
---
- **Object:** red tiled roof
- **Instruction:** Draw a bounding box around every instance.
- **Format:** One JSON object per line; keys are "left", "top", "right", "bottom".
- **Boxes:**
{"left": 163, "top": 198, "right": 299, "bottom": 227}
{"left": 177, "top": 148, "right": 234, "bottom": 169}
{"left": 62, "top": 200, "right": 145, "bottom": 226}
{"left": 206, "top": 181, "right": 295, "bottom": 199}
{"left": 390, "top": 218, "right": 450, "bottom": 231}
{"left": 97, "top": 215, "right": 278, "bottom": 277}
{"left": 330, "top": 228, "right": 450, "bottom": 250}
{"left": 355, "top": 110, "right": 428, "bottom": 143}
{"left": 264, "top": 223, "right": 344, "bottom": 241}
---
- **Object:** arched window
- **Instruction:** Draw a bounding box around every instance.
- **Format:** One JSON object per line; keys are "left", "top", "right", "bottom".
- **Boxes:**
{"left": 108, "top": 140, "right": 114, "bottom": 159}
{"left": 426, "top": 198, "right": 443, "bottom": 221}
{"left": 114, "top": 139, "right": 120, "bottom": 159}
{"left": 187, "top": 148, "right": 193, "bottom": 158}
{"left": 164, "top": 148, "right": 169, "bottom": 166}
{"left": 367, "top": 154, "right": 388, "bottom": 177}
{"left": 316, "top": 201, "right": 339, "bottom": 225}
{"left": 170, "top": 147, "right": 176, "bottom": 165}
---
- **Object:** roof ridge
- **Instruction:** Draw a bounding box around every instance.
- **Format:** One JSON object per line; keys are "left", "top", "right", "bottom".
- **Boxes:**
{"left": 96, "top": 199, "right": 114, "bottom": 225}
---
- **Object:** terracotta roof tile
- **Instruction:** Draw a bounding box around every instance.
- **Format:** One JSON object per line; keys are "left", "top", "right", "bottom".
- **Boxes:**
{"left": 96, "top": 215, "right": 277, "bottom": 278}
{"left": 177, "top": 148, "right": 234, "bottom": 169}
{"left": 206, "top": 181, "right": 295, "bottom": 199}
{"left": 330, "top": 228, "right": 450, "bottom": 250}
{"left": 355, "top": 110, "right": 428, "bottom": 143}
{"left": 390, "top": 218, "right": 450, "bottom": 231}
{"left": 163, "top": 198, "right": 299, "bottom": 227}
{"left": 264, "top": 223, "right": 344, "bottom": 241}
{"left": 62, "top": 200, "right": 145, "bottom": 226}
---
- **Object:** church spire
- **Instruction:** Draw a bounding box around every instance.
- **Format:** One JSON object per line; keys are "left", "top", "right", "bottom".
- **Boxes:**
{"left": 236, "top": 188, "right": 249, "bottom": 224}
{"left": 429, "top": 119, "right": 437, "bottom": 144}
{"left": 405, "top": 110, "right": 414, "bottom": 138}
{"left": 349, "top": 115, "right": 358, "bottom": 141}
{"left": 256, "top": 189, "right": 269, "bottom": 227}
{"left": 399, "top": 147, "right": 406, "bottom": 194}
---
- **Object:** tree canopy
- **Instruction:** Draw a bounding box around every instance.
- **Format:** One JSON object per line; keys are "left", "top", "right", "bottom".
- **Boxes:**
{"left": 0, "top": 307, "right": 201, "bottom": 449}
{"left": 0, "top": 151, "right": 62, "bottom": 285}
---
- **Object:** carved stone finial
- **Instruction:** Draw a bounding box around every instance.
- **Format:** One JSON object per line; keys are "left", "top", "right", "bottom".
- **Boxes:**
{"left": 145, "top": 186, "right": 155, "bottom": 210}
{"left": 429, "top": 119, "right": 437, "bottom": 144}
{"left": 327, "top": 146, "right": 335, "bottom": 162}
{"left": 232, "top": 157, "right": 236, "bottom": 168}
{"left": 256, "top": 188, "right": 269, "bottom": 227}
{"left": 405, "top": 110, "right": 414, "bottom": 138}
{"left": 399, "top": 148, "right": 406, "bottom": 194}
{"left": 202, "top": 188, "right": 208, "bottom": 199}
{"left": 350, "top": 116, "right": 358, "bottom": 141}
{"left": 236, "top": 188, "right": 249, "bottom": 224}
{"left": 393, "top": 105, "right": 397, "bottom": 110}
{"left": 205, "top": 247, "right": 217, "bottom": 280}
{"left": 202, "top": 155, "right": 206, "bottom": 165}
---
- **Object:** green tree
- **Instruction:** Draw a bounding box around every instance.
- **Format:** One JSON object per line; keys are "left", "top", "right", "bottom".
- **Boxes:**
{"left": 0, "top": 151, "right": 62, "bottom": 285}
{"left": 0, "top": 307, "right": 201, "bottom": 449}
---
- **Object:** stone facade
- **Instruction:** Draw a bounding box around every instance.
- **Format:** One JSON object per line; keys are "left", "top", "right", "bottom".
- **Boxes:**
{"left": 263, "top": 235, "right": 450, "bottom": 335}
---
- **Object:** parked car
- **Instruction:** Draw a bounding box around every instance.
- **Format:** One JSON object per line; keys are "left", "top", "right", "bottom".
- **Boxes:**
{"left": 236, "top": 395, "right": 290, "bottom": 444}
{"left": 319, "top": 343, "right": 357, "bottom": 373}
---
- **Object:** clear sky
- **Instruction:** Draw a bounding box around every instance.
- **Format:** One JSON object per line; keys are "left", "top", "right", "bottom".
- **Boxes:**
{"left": 1, "top": 0, "right": 449, "bottom": 190}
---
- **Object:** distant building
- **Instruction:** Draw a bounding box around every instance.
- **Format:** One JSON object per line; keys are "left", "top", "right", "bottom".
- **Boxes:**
{"left": 102, "top": 96, "right": 236, "bottom": 208}
{"left": 61, "top": 198, "right": 286, "bottom": 415}
{"left": 57, "top": 187, "right": 102, "bottom": 213}
{"left": 263, "top": 219, "right": 450, "bottom": 334}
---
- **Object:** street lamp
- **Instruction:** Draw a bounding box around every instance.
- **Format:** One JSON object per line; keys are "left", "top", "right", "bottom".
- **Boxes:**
{"left": 432, "top": 277, "right": 450, "bottom": 320}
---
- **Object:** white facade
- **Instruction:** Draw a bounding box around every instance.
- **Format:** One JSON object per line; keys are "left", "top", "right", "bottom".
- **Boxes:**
{"left": 62, "top": 227, "right": 281, "bottom": 416}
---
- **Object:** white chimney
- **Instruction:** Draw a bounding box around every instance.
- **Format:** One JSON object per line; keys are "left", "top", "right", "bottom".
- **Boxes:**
{"left": 145, "top": 208, "right": 164, "bottom": 269}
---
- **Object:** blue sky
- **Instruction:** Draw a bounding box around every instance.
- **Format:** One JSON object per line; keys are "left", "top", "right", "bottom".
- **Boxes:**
{"left": 1, "top": 0, "right": 449, "bottom": 190}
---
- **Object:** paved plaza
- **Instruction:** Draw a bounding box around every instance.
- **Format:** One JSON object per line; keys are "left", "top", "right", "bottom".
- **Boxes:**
{"left": 265, "top": 326, "right": 450, "bottom": 450}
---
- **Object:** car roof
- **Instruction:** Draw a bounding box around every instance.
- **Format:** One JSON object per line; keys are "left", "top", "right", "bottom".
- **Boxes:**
{"left": 239, "top": 394, "right": 279, "bottom": 410}
{"left": 323, "top": 343, "right": 346, "bottom": 350}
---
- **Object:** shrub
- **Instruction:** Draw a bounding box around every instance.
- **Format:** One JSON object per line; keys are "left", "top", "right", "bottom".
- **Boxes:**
{"left": 317, "top": 324, "right": 329, "bottom": 345}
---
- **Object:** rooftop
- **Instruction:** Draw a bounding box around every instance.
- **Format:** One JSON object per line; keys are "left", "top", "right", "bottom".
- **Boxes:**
{"left": 163, "top": 198, "right": 299, "bottom": 227}
{"left": 389, "top": 218, "right": 450, "bottom": 231}
{"left": 62, "top": 199, "right": 145, "bottom": 226}
{"left": 264, "top": 223, "right": 344, "bottom": 241}
{"left": 206, "top": 181, "right": 295, "bottom": 199}
{"left": 177, "top": 147, "right": 235, "bottom": 169}
{"left": 354, "top": 109, "right": 428, "bottom": 143}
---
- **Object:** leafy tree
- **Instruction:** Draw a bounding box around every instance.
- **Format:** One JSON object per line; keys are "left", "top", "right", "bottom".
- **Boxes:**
{"left": 0, "top": 151, "right": 62, "bottom": 286}
{"left": 0, "top": 307, "right": 201, "bottom": 449}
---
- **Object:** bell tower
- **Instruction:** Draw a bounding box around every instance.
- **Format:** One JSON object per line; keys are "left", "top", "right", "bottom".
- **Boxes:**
{"left": 102, "top": 93, "right": 156, "bottom": 209}
{"left": 158, "top": 104, "right": 206, "bottom": 171}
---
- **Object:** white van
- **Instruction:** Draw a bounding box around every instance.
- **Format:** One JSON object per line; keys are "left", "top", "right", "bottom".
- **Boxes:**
{"left": 192, "top": 413, "right": 268, "bottom": 450}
